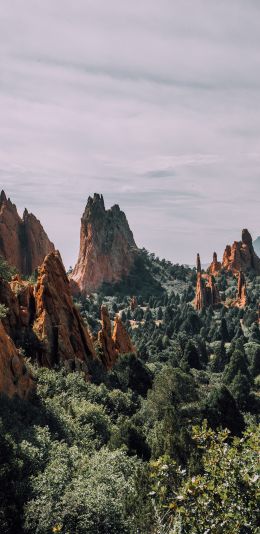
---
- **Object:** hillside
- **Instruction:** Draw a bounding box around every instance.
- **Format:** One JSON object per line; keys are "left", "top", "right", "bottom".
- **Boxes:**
{"left": 0, "top": 204, "right": 259, "bottom": 533}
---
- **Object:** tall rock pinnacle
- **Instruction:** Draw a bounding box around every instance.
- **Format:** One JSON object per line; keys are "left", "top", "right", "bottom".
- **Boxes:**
{"left": 70, "top": 194, "right": 138, "bottom": 294}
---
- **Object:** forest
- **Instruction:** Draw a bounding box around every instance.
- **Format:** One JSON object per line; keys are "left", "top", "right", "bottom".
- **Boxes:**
{"left": 0, "top": 252, "right": 259, "bottom": 534}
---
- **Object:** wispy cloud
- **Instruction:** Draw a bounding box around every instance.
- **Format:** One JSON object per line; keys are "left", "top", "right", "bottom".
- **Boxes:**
{"left": 0, "top": 0, "right": 260, "bottom": 266}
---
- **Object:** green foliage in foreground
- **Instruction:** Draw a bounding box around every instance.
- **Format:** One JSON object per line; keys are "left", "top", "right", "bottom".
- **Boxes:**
{"left": 150, "top": 422, "right": 260, "bottom": 533}
{"left": 0, "top": 364, "right": 259, "bottom": 534}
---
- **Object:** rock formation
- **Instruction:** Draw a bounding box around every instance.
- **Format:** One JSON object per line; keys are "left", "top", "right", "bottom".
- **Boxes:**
{"left": 33, "top": 251, "right": 96, "bottom": 369}
{"left": 98, "top": 306, "right": 136, "bottom": 368}
{"left": 0, "top": 321, "right": 34, "bottom": 399}
{"left": 208, "top": 252, "right": 222, "bottom": 276}
{"left": 70, "top": 194, "right": 138, "bottom": 294}
{"left": 112, "top": 315, "right": 136, "bottom": 355}
{"left": 195, "top": 254, "right": 220, "bottom": 311}
{"left": 222, "top": 229, "right": 260, "bottom": 275}
{"left": 98, "top": 305, "right": 117, "bottom": 368}
{"left": 232, "top": 271, "right": 247, "bottom": 308}
{"left": 0, "top": 190, "right": 54, "bottom": 275}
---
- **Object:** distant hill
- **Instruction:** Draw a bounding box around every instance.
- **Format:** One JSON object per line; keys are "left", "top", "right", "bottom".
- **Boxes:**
{"left": 253, "top": 236, "right": 260, "bottom": 257}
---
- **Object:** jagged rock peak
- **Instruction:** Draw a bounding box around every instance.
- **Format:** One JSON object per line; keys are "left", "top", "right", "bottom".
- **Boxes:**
{"left": 71, "top": 193, "right": 138, "bottom": 294}
{"left": 0, "top": 190, "right": 7, "bottom": 204}
{"left": 33, "top": 251, "right": 96, "bottom": 369}
{"left": 195, "top": 253, "right": 220, "bottom": 310}
{"left": 196, "top": 253, "right": 201, "bottom": 273}
{"left": 242, "top": 228, "right": 253, "bottom": 247}
{"left": 0, "top": 191, "right": 54, "bottom": 275}
{"left": 98, "top": 306, "right": 136, "bottom": 368}
{"left": 112, "top": 315, "right": 136, "bottom": 355}
{"left": 222, "top": 229, "right": 260, "bottom": 274}
{"left": 208, "top": 251, "right": 222, "bottom": 276}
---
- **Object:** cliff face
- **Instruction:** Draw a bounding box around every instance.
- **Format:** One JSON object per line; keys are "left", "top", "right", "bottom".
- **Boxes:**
{"left": 98, "top": 306, "right": 136, "bottom": 369}
{"left": 222, "top": 229, "right": 260, "bottom": 274}
{"left": 70, "top": 194, "right": 138, "bottom": 294}
{"left": 0, "top": 321, "right": 35, "bottom": 399}
{"left": 112, "top": 315, "right": 136, "bottom": 355}
{"left": 0, "top": 191, "right": 54, "bottom": 275}
{"left": 33, "top": 251, "right": 96, "bottom": 369}
{"left": 195, "top": 254, "right": 220, "bottom": 311}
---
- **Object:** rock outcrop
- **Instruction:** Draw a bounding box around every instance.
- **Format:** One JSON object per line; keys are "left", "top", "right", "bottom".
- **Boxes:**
{"left": 195, "top": 254, "right": 220, "bottom": 311}
{"left": 98, "top": 305, "right": 117, "bottom": 368}
{"left": 222, "top": 229, "right": 260, "bottom": 275}
{"left": 232, "top": 271, "right": 247, "bottom": 308}
{"left": 0, "top": 321, "right": 34, "bottom": 399}
{"left": 98, "top": 306, "right": 136, "bottom": 369}
{"left": 208, "top": 252, "right": 222, "bottom": 276}
{"left": 0, "top": 190, "right": 54, "bottom": 275}
{"left": 33, "top": 251, "right": 96, "bottom": 369}
{"left": 112, "top": 315, "right": 136, "bottom": 355}
{"left": 70, "top": 194, "right": 138, "bottom": 294}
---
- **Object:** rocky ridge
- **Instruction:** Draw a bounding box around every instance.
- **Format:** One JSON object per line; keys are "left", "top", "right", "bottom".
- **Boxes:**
{"left": 0, "top": 190, "right": 54, "bottom": 275}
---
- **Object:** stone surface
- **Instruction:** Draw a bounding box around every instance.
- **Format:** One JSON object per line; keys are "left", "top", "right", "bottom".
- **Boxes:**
{"left": 222, "top": 229, "right": 260, "bottom": 274}
{"left": 98, "top": 305, "right": 117, "bottom": 368}
{"left": 70, "top": 194, "right": 138, "bottom": 294}
{"left": 33, "top": 251, "right": 96, "bottom": 369}
{"left": 232, "top": 271, "right": 247, "bottom": 308}
{"left": 195, "top": 254, "right": 220, "bottom": 310}
{"left": 0, "top": 321, "right": 35, "bottom": 399}
{"left": 0, "top": 190, "right": 54, "bottom": 275}
{"left": 98, "top": 306, "right": 136, "bottom": 368}
{"left": 112, "top": 315, "right": 136, "bottom": 355}
{"left": 208, "top": 252, "right": 222, "bottom": 276}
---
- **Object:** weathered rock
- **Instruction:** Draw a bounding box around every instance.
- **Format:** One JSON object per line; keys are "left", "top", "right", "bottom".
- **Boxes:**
{"left": 222, "top": 229, "right": 260, "bottom": 274}
{"left": 0, "top": 321, "right": 35, "bottom": 399}
{"left": 98, "top": 305, "right": 117, "bottom": 368}
{"left": 0, "top": 190, "right": 54, "bottom": 275}
{"left": 232, "top": 271, "right": 247, "bottom": 308}
{"left": 98, "top": 306, "right": 136, "bottom": 368}
{"left": 195, "top": 254, "right": 220, "bottom": 310}
{"left": 70, "top": 194, "right": 138, "bottom": 294}
{"left": 33, "top": 251, "right": 96, "bottom": 369}
{"left": 112, "top": 315, "right": 136, "bottom": 355}
{"left": 208, "top": 252, "right": 222, "bottom": 276}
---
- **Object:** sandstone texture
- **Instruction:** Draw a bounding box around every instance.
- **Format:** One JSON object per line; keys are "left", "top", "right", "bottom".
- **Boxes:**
{"left": 98, "top": 306, "right": 136, "bottom": 369}
{"left": 208, "top": 252, "right": 222, "bottom": 276}
{"left": 222, "top": 229, "right": 260, "bottom": 274}
{"left": 0, "top": 321, "right": 34, "bottom": 399}
{"left": 33, "top": 251, "right": 96, "bottom": 369}
{"left": 232, "top": 271, "right": 247, "bottom": 308}
{"left": 70, "top": 194, "right": 138, "bottom": 294}
{"left": 0, "top": 190, "right": 54, "bottom": 275}
{"left": 195, "top": 254, "right": 220, "bottom": 311}
{"left": 112, "top": 315, "right": 136, "bottom": 355}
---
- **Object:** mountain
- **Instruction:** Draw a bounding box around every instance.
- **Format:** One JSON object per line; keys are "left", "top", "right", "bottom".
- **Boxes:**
{"left": 71, "top": 193, "right": 139, "bottom": 294}
{"left": 253, "top": 236, "right": 260, "bottom": 257}
{"left": 0, "top": 190, "right": 54, "bottom": 275}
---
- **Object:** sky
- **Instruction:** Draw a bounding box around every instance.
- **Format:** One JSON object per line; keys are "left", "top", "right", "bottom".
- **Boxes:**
{"left": 1, "top": 0, "right": 260, "bottom": 268}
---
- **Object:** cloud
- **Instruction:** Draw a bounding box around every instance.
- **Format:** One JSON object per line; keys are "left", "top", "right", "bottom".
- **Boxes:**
{"left": 0, "top": 0, "right": 259, "bottom": 266}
